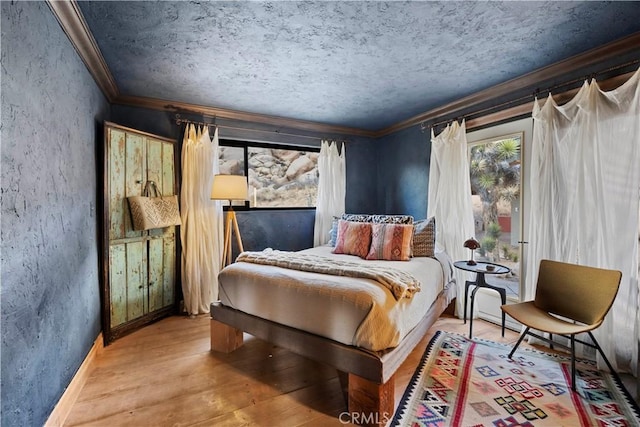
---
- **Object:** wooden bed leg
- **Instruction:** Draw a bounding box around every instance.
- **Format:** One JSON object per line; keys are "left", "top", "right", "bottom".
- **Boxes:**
{"left": 348, "top": 373, "right": 394, "bottom": 426}
{"left": 210, "top": 319, "right": 243, "bottom": 353}
{"left": 337, "top": 371, "right": 349, "bottom": 404}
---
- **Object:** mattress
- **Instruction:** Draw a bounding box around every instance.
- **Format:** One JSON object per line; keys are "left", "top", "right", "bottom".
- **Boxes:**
{"left": 218, "top": 246, "right": 453, "bottom": 351}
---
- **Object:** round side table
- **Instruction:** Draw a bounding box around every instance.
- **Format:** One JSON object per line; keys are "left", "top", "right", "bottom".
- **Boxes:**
{"left": 453, "top": 260, "right": 510, "bottom": 339}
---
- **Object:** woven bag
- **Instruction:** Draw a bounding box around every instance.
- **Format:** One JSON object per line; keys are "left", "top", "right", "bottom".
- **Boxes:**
{"left": 127, "top": 181, "right": 181, "bottom": 231}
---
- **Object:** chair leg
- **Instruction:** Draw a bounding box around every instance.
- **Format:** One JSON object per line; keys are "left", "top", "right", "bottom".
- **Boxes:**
{"left": 588, "top": 331, "right": 617, "bottom": 376}
{"left": 509, "top": 327, "right": 530, "bottom": 359}
{"left": 498, "top": 288, "right": 506, "bottom": 337}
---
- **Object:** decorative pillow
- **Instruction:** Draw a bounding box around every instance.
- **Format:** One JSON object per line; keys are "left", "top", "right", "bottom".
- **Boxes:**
{"left": 328, "top": 216, "right": 340, "bottom": 246}
{"left": 366, "top": 223, "right": 413, "bottom": 261}
{"left": 333, "top": 220, "right": 372, "bottom": 258}
{"left": 370, "top": 214, "right": 414, "bottom": 225}
{"left": 412, "top": 217, "right": 436, "bottom": 257}
{"left": 341, "top": 213, "right": 372, "bottom": 223}
{"left": 341, "top": 214, "right": 414, "bottom": 225}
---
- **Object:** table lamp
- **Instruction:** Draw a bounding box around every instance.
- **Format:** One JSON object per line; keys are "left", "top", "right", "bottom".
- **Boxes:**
{"left": 463, "top": 237, "right": 481, "bottom": 265}
{"left": 211, "top": 174, "right": 248, "bottom": 268}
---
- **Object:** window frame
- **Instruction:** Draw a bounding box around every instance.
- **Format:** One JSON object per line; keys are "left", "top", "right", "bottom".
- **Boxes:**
{"left": 219, "top": 139, "right": 320, "bottom": 211}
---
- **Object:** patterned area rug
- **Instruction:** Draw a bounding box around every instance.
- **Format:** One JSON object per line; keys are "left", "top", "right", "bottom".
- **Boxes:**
{"left": 391, "top": 331, "right": 640, "bottom": 426}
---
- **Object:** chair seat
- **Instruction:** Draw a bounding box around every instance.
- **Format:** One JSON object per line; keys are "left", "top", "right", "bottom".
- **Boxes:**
{"left": 501, "top": 301, "right": 600, "bottom": 335}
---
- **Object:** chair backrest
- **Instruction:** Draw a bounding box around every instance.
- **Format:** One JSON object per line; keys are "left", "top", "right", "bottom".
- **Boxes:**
{"left": 534, "top": 259, "right": 622, "bottom": 327}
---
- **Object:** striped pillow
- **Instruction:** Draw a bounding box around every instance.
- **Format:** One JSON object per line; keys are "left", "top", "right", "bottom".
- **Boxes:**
{"left": 366, "top": 223, "right": 413, "bottom": 261}
{"left": 333, "top": 220, "right": 372, "bottom": 258}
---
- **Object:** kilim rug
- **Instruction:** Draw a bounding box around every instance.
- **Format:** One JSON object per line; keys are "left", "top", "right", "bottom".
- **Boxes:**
{"left": 391, "top": 331, "right": 640, "bottom": 427}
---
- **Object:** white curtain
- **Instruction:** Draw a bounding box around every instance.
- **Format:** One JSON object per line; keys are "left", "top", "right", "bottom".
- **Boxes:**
{"left": 180, "top": 124, "right": 224, "bottom": 316}
{"left": 527, "top": 68, "right": 640, "bottom": 375}
{"left": 428, "top": 120, "right": 476, "bottom": 317}
{"left": 313, "top": 140, "right": 346, "bottom": 246}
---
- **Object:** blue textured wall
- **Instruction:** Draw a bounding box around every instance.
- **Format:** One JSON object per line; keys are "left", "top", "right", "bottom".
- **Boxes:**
{"left": 235, "top": 210, "right": 316, "bottom": 253}
{"left": 110, "top": 104, "right": 181, "bottom": 142}
{"left": 1, "top": 2, "right": 109, "bottom": 425}
{"left": 345, "top": 138, "right": 379, "bottom": 214}
{"left": 377, "top": 125, "right": 431, "bottom": 219}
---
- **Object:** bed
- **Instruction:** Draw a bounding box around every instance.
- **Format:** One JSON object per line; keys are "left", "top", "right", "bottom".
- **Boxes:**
{"left": 210, "top": 217, "right": 456, "bottom": 425}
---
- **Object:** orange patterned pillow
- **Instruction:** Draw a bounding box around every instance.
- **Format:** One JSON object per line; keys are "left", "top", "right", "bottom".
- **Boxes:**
{"left": 333, "top": 220, "right": 372, "bottom": 258}
{"left": 366, "top": 223, "right": 413, "bottom": 261}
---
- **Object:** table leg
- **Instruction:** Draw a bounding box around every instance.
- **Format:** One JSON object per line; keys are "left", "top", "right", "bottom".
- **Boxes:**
{"left": 468, "top": 272, "right": 486, "bottom": 338}
{"left": 469, "top": 285, "right": 481, "bottom": 339}
{"left": 469, "top": 272, "right": 509, "bottom": 339}
{"left": 463, "top": 280, "right": 473, "bottom": 324}
{"left": 476, "top": 272, "right": 487, "bottom": 287}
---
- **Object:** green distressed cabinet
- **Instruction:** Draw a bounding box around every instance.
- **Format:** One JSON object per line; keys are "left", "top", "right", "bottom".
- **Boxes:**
{"left": 100, "top": 122, "right": 179, "bottom": 344}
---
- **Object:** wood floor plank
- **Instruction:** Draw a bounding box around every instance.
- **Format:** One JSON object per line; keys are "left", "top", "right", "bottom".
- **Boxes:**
{"left": 65, "top": 313, "right": 628, "bottom": 426}
{"left": 197, "top": 377, "right": 347, "bottom": 427}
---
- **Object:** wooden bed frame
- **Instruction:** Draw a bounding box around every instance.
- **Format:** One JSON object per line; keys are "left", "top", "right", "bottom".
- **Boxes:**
{"left": 210, "top": 285, "right": 456, "bottom": 426}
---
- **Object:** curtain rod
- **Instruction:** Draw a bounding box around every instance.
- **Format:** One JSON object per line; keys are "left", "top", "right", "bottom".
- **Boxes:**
{"left": 174, "top": 114, "right": 344, "bottom": 142}
{"left": 421, "top": 58, "right": 640, "bottom": 133}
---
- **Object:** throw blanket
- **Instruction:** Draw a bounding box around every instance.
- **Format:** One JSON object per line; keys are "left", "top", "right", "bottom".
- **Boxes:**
{"left": 236, "top": 249, "right": 421, "bottom": 300}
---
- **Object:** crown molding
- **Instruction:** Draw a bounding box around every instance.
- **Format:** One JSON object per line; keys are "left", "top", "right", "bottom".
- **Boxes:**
{"left": 376, "top": 31, "right": 640, "bottom": 137}
{"left": 113, "top": 95, "right": 377, "bottom": 138}
{"left": 46, "top": 0, "right": 118, "bottom": 102}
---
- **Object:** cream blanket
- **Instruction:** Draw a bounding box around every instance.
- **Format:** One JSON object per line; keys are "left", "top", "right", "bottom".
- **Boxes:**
{"left": 236, "top": 249, "right": 421, "bottom": 300}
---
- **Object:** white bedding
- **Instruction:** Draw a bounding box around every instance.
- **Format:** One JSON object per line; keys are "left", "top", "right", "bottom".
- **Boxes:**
{"left": 218, "top": 246, "right": 454, "bottom": 351}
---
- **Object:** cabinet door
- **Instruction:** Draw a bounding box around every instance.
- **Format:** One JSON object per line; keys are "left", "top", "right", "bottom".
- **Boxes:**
{"left": 102, "top": 122, "right": 178, "bottom": 343}
{"left": 148, "top": 236, "right": 175, "bottom": 312}
{"left": 109, "top": 242, "right": 149, "bottom": 327}
{"left": 145, "top": 136, "right": 177, "bottom": 312}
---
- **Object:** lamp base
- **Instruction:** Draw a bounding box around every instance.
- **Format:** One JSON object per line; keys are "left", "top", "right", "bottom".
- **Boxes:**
{"left": 467, "top": 260, "right": 477, "bottom": 266}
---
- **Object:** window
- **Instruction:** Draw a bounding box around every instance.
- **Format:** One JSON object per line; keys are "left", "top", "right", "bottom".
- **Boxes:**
{"left": 218, "top": 140, "right": 319, "bottom": 209}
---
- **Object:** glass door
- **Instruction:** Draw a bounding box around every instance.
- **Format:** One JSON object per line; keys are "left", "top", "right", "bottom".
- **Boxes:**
{"left": 468, "top": 132, "right": 523, "bottom": 300}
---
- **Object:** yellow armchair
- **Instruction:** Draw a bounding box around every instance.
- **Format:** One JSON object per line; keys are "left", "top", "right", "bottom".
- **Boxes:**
{"left": 501, "top": 259, "right": 622, "bottom": 391}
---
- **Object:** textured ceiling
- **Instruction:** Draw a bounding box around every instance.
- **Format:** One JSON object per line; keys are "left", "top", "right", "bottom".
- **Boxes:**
{"left": 78, "top": 1, "right": 640, "bottom": 131}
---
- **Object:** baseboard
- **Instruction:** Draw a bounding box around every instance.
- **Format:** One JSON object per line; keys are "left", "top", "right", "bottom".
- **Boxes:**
{"left": 45, "top": 333, "right": 103, "bottom": 427}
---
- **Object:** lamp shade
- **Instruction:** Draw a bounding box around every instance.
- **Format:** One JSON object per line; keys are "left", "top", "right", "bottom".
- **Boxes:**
{"left": 210, "top": 174, "right": 248, "bottom": 201}
{"left": 463, "top": 237, "right": 480, "bottom": 250}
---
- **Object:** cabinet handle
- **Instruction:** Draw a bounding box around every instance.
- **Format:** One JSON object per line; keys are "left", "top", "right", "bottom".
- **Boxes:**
{"left": 148, "top": 282, "right": 154, "bottom": 287}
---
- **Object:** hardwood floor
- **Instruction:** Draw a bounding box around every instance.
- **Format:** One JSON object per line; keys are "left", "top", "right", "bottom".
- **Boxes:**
{"left": 62, "top": 314, "right": 624, "bottom": 426}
